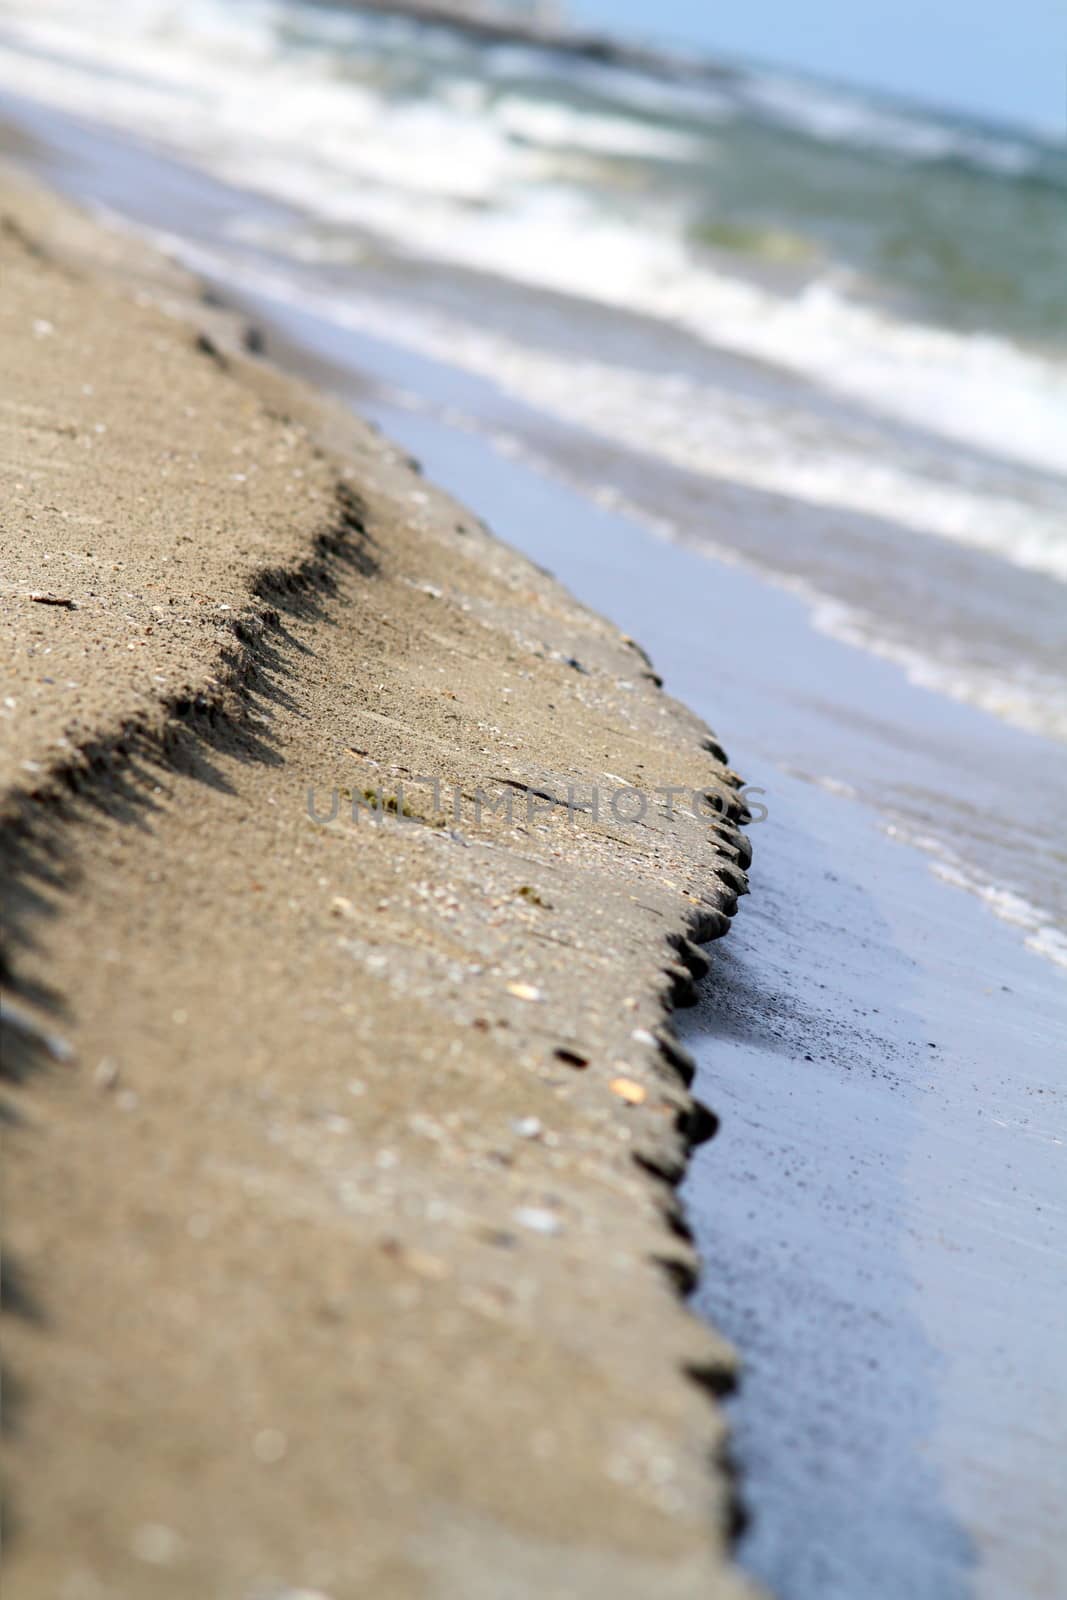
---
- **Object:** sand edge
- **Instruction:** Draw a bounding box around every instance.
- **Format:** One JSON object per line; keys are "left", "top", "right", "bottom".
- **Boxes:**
{"left": 1, "top": 171, "right": 759, "bottom": 1599}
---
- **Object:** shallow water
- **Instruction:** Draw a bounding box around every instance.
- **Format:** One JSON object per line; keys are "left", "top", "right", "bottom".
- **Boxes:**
{"left": 4, "top": 84, "right": 1066, "bottom": 1600}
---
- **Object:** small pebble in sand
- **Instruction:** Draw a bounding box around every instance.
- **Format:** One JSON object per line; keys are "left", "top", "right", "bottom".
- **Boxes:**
{"left": 93, "top": 1058, "right": 119, "bottom": 1091}
{"left": 513, "top": 1207, "right": 562, "bottom": 1236}
{"left": 506, "top": 982, "right": 542, "bottom": 1002}
{"left": 609, "top": 1077, "right": 647, "bottom": 1106}
{"left": 512, "top": 1117, "right": 543, "bottom": 1140}
{"left": 386, "top": 1243, "right": 449, "bottom": 1281}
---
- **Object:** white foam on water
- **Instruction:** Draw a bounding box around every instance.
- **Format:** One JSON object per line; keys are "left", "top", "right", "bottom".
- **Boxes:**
{"left": 493, "top": 93, "right": 710, "bottom": 158}
{"left": 100, "top": 223, "right": 1063, "bottom": 753}
{"left": 172, "top": 227, "right": 1067, "bottom": 588}
{"left": 877, "top": 822, "right": 1067, "bottom": 974}
{"left": 927, "top": 864, "right": 1067, "bottom": 974}
{"left": 328, "top": 305, "right": 1067, "bottom": 749}
{"left": 791, "top": 590, "right": 1067, "bottom": 743}
{"left": 3, "top": 0, "right": 1067, "bottom": 497}
{"left": 731, "top": 70, "right": 1039, "bottom": 173}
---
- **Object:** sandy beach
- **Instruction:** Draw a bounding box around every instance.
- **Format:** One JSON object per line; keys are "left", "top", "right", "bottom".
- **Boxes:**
{"left": 1, "top": 170, "right": 753, "bottom": 1598}
{"left": 2, "top": 5, "right": 1066, "bottom": 1596}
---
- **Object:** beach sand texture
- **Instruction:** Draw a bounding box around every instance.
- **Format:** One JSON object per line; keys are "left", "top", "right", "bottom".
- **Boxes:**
{"left": 0, "top": 174, "right": 755, "bottom": 1599}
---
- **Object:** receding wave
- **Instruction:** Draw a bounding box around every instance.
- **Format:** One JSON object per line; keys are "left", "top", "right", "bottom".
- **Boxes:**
{"left": 1, "top": 0, "right": 1064, "bottom": 493}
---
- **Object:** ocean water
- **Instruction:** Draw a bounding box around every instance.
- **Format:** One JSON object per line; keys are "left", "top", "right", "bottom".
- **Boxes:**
{"left": 1, "top": 5, "right": 1064, "bottom": 577}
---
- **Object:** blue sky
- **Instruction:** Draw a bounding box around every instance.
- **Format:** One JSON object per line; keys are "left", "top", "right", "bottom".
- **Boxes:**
{"left": 569, "top": 0, "right": 1065, "bottom": 133}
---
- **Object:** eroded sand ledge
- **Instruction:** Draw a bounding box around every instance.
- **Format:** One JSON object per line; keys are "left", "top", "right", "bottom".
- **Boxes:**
{"left": 1, "top": 173, "right": 755, "bottom": 1599}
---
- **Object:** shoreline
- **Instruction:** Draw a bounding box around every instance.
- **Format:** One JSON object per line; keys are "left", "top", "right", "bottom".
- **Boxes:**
{"left": 4, "top": 82, "right": 1059, "bottom": 962}
{"left": 1, "top": 171, "right": 755, "bottom": 1597}
{"left": 349, "top": 326, "right": 1067, "bottom": 1599}
{"left": 4, "top": 82, "right": 1067, "bottom": 1599}
{"left": 349, "top": 330, "right": 1067, "bottom": 1599}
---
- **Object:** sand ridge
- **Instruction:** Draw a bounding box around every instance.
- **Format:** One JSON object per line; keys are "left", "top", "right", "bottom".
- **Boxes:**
{"left": 1, "top": 174, "right": 755, "bottom": 1599}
